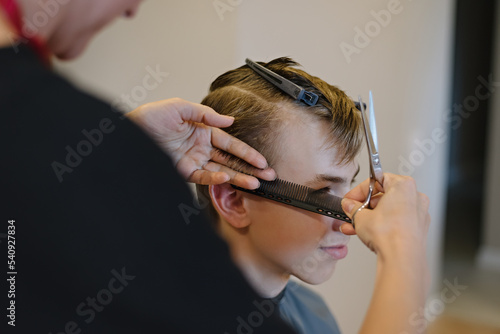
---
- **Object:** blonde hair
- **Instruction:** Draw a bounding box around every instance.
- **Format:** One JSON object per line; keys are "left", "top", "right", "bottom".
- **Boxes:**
{"left": 197, "top": 57, "right": 363, "bottom": 221}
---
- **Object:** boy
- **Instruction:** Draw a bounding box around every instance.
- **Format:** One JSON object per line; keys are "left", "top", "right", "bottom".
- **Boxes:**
{"left": 197, "top": 57, "right": 363, "bottom": 333}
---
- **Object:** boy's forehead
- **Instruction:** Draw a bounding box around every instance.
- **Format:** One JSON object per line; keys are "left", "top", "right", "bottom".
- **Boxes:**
{"left": 271, "top": 118, "right": 356, "bottom": 183}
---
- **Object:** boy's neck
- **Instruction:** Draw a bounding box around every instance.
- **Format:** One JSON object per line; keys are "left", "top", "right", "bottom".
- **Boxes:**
{"left": 220, "top": 226, "right": 290, "bottom": 298}
{"left": 232, "top": 248, "right": 289, "bottom": 298}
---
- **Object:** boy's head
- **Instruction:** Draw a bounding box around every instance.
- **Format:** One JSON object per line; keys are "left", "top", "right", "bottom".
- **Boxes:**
{"left": 197, "top": 57, "right": 363, "bottom": 294}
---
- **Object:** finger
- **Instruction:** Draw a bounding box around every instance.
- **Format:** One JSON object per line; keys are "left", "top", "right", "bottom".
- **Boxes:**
{"left": 170, "top": 98, "right": 235, "bottom": 128}
{"left": 340, "top": 198, "right": 364, "bottom": 219}
{"left": 211, "top": 127, "right": 269, "bottom": 170}
{"left": 425, "top": 212, "right": 431, "bottom": 234}
{"left": 211, "top": 149, "right": 276, "bottom": 181}
{"left": 339, "top": 223, "right": 357, "bottom": 235}
{"left": 203, "top": 161, "right": 262, "bottom": 189}
{"left": 418, "top": 192, "right": 430, "bottom": 211}
{"left": 188, "top": 169, "right": 230, "bottom": 185}
{"left": 379, "top": 173, "right": 417, "bottom": 193}
{"left": 201, "top": 110, "right": 235, "bottom": 128}
{"left": 248, "top": 167, "right": 276, "bottom": 181}
{"left": 189, "top": 169, "right": 262, "bottom": 190}
{"left": 368, "top": 193, "right": 383, "bottom": 209}
{"left": 344, "top": 177, "right": 384, "bottom": 202}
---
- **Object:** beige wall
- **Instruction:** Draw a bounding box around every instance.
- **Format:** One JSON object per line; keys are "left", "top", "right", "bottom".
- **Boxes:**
{"left": 55, "top": 0, "right": 239, "bottom": 105}
{"left": 55, "top": 0, "right": 454, "bottom": 333}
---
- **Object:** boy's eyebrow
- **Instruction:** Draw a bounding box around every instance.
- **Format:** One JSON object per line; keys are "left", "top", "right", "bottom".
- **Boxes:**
{"left": 305, "top": 165, "right": 360, "bottom": 187}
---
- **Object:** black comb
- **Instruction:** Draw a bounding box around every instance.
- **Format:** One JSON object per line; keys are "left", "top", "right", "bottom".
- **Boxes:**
{"left": 231, "top": 178, "right": 351, "bottom": 223}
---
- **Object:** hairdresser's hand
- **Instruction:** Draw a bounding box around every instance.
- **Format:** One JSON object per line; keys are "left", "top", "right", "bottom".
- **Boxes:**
{"left": 348, "top": 174, "right": 431, "bottom": 334}
{"left": 128, "top": 98, "right": 276, "bottom": 189}
{"left": 339, "top": 173, "right": 430, "bottom": 258}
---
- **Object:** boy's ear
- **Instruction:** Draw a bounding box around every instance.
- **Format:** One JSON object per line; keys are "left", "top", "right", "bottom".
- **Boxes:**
{"left": 209, "top": 183, "right": 251, "bottom": 228}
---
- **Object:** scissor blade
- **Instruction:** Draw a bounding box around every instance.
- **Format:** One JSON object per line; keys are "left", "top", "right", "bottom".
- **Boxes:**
{"left": 368, "top": 91, "right": 378, "bottom": 152}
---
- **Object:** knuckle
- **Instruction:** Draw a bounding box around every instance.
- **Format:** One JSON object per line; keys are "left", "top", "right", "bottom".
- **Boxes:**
{"left": 203, "top": 161, "right": 219, "bottom": 172}
{"left": 384, "top": 172, "right": 396, "bottom": 179}
{"left": 170, "top": 97, "right": 185, "bottom": 104}
{"left": 400, "top": 175, "right": 417, "bottom": 189}
{"left": 384, "top": 173, "right": 417, "bottom": 191}
{"left": 420, "top": 193, "right": 430, "bottom": 207}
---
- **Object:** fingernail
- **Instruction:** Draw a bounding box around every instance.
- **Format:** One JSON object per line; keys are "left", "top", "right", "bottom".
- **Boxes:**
{"left": 339, "top": 225, "right": 344, "bottom": 235}
{"left": 341, "top": 198, "right": 355, "bottom": 214}
{"left": 267, "top": 168, "right": 277, "bottom": 180}
{"left": 248, "top": 177, "right": 260, "bottom": 190}
{"left": 221, "top": 173, "right": 230, "bottom": 183}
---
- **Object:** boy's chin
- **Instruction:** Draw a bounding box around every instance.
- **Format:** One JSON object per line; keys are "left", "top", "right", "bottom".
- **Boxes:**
{"left": 293, "top": 266, "right": 336, "bottom": 285}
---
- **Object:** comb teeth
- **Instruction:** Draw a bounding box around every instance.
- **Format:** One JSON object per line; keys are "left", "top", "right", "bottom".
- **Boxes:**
{"left": 232, "top": 178, "right": 351, "bottom": 223}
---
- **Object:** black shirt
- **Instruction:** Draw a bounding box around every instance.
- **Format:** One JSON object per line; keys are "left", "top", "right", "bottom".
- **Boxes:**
{"left": 0, "top": 45, "right": 295, "bottom": 334}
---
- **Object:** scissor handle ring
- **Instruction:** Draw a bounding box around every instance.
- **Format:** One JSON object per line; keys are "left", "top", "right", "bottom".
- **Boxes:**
{"left": 351, "top": 179, "right": 375, "bottom": 230}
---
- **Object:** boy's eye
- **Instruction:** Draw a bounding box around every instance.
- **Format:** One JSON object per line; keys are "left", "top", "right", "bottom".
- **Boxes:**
{"left": 314, "top": 187, "right": 333, "bottom": 194}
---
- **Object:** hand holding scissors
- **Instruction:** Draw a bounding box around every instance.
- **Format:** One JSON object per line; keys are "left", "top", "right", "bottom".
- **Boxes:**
{"left": 340, "top": 93, "right": 429, "bottom": 256}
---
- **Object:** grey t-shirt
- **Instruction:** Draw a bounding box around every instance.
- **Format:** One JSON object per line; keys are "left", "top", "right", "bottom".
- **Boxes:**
{"left": 277, "top": 281, "right": 341, "bottom": 334}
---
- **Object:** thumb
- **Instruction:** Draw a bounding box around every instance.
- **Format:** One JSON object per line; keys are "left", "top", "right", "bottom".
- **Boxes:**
{"left": 202, "top": 111, "right": 235, "bottom": 128}
{"left": 169, "top": 99, "right": 234, "bottom": 127}
{"left": 341, "top": 198, "right": 362, "bottom": 218}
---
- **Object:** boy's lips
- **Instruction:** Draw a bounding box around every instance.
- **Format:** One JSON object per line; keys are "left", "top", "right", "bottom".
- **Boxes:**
{"left": 320, "top": 245, "right": 348, "bottom": 260}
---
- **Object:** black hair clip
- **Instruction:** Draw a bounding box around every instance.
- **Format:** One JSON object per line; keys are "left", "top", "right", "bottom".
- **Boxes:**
{"left": 245, "top": 58, "right": 319, "bottom": 106}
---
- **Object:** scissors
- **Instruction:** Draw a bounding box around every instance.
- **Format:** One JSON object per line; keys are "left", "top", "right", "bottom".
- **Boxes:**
{"left": 352, "top": 91, "right": 384, "bottom": 229}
